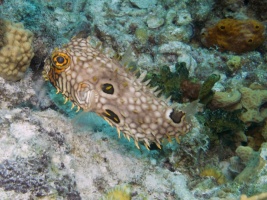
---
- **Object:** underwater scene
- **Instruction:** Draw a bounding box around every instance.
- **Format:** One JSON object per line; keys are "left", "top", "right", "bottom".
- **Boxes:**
{"left": 0, "top": 0, "right": 267, "bottom": 199}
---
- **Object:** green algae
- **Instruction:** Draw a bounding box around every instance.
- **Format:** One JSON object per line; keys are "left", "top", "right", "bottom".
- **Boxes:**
{"left": 135, "top": 27, "right": 149, "bottom": 44}
{"left": 198, "top": 74, "right": 220, "bottom": 104}
{"left": 197, "top": 109, "right": 245, "bottom": 135}
{"left": 146, "top": 63, "right": 220, "bottom": 104}
{"left": 146, "top": 62, "right": 189, "bottom": 102}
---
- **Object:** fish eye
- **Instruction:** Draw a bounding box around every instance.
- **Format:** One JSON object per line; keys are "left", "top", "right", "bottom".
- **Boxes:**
{"left": 56, "top": 56, "right": 65, "bottom": 64}
{"left": 51, "top": 52, "right": 70, "bottom": 69}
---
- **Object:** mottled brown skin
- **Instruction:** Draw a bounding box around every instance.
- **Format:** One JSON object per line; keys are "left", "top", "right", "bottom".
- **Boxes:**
{"left": 43, "top": 38, "right": 191, "bottom": 149}
{"left": 201, "top": 19, "right": 265, "bottom": 53}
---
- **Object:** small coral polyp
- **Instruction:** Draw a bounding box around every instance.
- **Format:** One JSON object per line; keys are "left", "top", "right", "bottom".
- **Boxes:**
{"left": 201, "top": 18, "right": 265, "bottom": 54}
{"left": 0, "top": 19, "right": 34, "bottom": 81}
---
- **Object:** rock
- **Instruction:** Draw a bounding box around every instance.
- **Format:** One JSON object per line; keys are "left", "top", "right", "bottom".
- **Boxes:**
{"left": 261, "top": 120, "right": 267, "bottom": 140}
{"left": 135, "top": 27, "right": 149, "bottom": 44}
{"left": 158, "top": 41, "right": 196, "bottom": 75}
{"left": 159, "top": 24, "right": 194, "bottom": 43}
{"left": 176, "top": 10, "right": 192, "bottom": 26}
{"left": 166, "top": 9, "right": 176, "bottom": 25}
{"left": 147, "top": 15, "right": 164, "bottom": 29}
{"left": 234, "top": 143, "right": 267, "bottom": 184}
{"left": 137, "top": 53, "right": 153, "bottom": 68}
{"left": 159, "top": 41, "right": 192, "bottom": 53}
{"left": 177, "top": 52, "right": 197, "bottom": 76}
{"left": 130, "top": 0, "right": 157, "bottom": 9}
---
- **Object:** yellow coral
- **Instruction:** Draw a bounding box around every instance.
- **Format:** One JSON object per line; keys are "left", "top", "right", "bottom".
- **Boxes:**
{"left": 240, "top": 192, "right": 267, "bottom": 200}
{"left": 200, "top": 166, "right": 227, "bottom": 185}
{"left": 210, "top": 90, "right": 242, "bottom": 109}
{"left": 227, "top": 56, "right": 242, "bottom": 72}
{"left": 0, "top": 19, "right": 34, "bottom": 81}
{"left": 239, "top": 87, "right": 267, "bottom": 123}
{"left": 236, "top": 146, "right": 254, "bottom": 163}
{"left": 201, "top": 18, "right": 265, "bottom": 53}
{"left": 102, "top": 185, "right": 131, "bottom": 200}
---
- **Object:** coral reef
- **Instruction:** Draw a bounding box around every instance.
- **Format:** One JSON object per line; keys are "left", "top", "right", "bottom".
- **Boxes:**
{"left": 248, "top": 0, "right": 267, "bottom": 20}
{"left": 210, "top": 90, "right": 242, "bottom": 109}
{"left": 147, "top": 62, "right": 189, "bottom": 103}
{"left": 198, "top": 74, "right": 220, "bottom": 104}
{"left": 129, "top": 0, "right": 157, "bottom": 9}
{"left": 235, "top": 146, "right": 255, "bottom": 164}
{"left": 0, "top": 76, "right": 198, "bottom": 199}
{"left": 201, "top": 19, "right": 265, "bottom": 53}
{"left": 135, "top": 27, "right": 149, "bottom": 44}
{"left": 200, "top": 166, "right": 227, "bottom": 185}
{"left": 199, "top": 109, "right": 245, "bottom": 134}
{"left": 234, "top": 142, "right": 267, "bottom": 185}
{"left": 102, "top": 185, "right": 131, "bottom": 200}
{"left": 0, "top": 73, "right": 37, "bottom": 108}
{"left": 261, "top": 120, "right": 267, "bottom": 141}
{"left": 180, "top": 80, "right": 201, "bottom": 101}
{"left": 147, "top": 62, "right": 221, "bottom": 104}
{"left": 241, "top": 192, "right": 267, "bottom": 200}
{"left": 208, "top": 87, "right": 267, "bottom": 123}
{"left": 227, "top": 56, "right": 242, "bottom": 73}
{"left": 146, "top": 15, "right": 164, "bottom": 29}
{"left": 0, "top": 0, "right": 267, "bottom": 199}
{"left": 0, "top": 19, "right": 34, "bottom": 81}
{"left": 238, "top": 87, "right": 267, "bottom": 123}
{"left": 158, "top": 41, "right": 197, "bottom": 75}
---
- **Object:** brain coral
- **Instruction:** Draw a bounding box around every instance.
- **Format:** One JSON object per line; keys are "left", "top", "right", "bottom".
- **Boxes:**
{"left": 201, "top": 18, "right": 265, "bottom": 53}
{"left": 0, "top": 19, "right": 34, "bottom": 81}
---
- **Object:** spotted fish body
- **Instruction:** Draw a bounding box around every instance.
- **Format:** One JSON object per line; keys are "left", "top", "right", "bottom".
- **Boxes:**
{"left": 43, "top": 38, "right": 191, "bottom": 149}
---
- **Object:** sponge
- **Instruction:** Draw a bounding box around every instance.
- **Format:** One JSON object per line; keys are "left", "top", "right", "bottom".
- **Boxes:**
{"left": 201, "top": 19, "right": 265, "bottom": 53}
